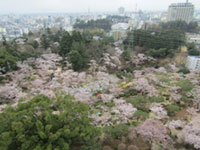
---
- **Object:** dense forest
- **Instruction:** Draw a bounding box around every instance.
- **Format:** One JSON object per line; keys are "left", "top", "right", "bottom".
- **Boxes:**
{"left": 123, "top": 29, "right": 186, "bottom": 58}
{"left": 160, "top": 20, "right": 200, "bottom": 33}
{"left": 73, "top": 19, "right": 113, "bottom": 31}
{"left": 0, "top": 28, "right": 114, "bottom": 74}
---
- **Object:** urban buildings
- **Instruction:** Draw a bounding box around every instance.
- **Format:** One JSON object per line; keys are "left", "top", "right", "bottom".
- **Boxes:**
{"left": 111, "top": 23, "right": 129, "bottom": 41}
{"left": 168, "top": 1, "right": 194, "bottom": 23}
{"left": 186, "top": 33, "right": 200, "bottom": 49}
{"left": 186, "top": 56, "right": 200, "bottom": 70}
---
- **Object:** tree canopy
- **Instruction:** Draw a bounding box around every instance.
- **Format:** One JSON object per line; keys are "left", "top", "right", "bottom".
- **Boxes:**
{"left": 74, "top": 19, "right": 112, "bottom": 31}
{"left": 160, "top": 21, "right": 200, "bottom": 33}
{"left": 40, "top": 34, "right": 50, "bottom": 50}
{"left": 187, "top": 42, "right": 200, "bottom": 56}
{"left": 0, "top": 94, "right": 99, "bottom": 150}
{"left": 68, "top": 50, "right": 86, "bottom": 71}
{"left": 58, "top": 30, "right": 113, "bottom": 71}
{"left": 124, "top": 29, "right": 186, "bottom": 58}
{"left": 0, "top": 49, "right": 19, "bottom": 74}
{"left": 58, "top": 32, "right": 73, "bottom": 57}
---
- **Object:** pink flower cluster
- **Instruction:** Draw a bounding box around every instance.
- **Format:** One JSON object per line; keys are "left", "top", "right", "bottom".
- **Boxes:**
{"left": 178, "top": 115, "right": 200, "bottom": 149}
{"left": 137, "top": 119, "right": 174, "bottom": 149}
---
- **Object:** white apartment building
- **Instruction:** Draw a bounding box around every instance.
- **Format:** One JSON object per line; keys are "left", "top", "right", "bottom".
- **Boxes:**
{"left": 186, "top": 56, "right": 200, "bottom": 70}
{"left": 168, "top": 2, "right": 194, "bottom": 23}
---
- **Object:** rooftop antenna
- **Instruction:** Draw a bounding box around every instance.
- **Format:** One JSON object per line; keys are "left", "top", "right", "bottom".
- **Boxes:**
{"left": 135, "top": 3, "right": 138, "bottom": 13}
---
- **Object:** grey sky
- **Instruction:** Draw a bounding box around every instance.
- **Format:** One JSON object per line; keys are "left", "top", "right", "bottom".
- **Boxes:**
{"left": 0, "top": 0, "right": 199, "bottom": 13}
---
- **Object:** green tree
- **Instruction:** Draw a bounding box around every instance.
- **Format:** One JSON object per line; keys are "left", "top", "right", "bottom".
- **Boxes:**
{"left": 82, "top": 31, "right": 93, "bottom": 45}
{"left": 0, "top": 95, "right": 99, "bottom": 150}
{"left": 27, "top": 40, "right": 39, "bottom": 49}
{"left": 51, "top": 28, "right": 64, "bottom": 42}
{"left": 121, "top": 49, "right": 131, "bottom": 61}
{"left": 125, "top": 29, "right": 185, "bottom": 52}
{"left": 71, "top": 31, "right": 83, "bottom": 42}
{"left": 100, "top": 36, "right": 114, "bottom": 46}
{"left": 2, "top": 36, "right": 8, "bottom": 47}
{"left": 125, "top": 29, "right": 185, "bottom": 58}
{"left": 103, "top": 124, "right": 129, "bottom": 139}
{"left": 40, "top": 34, "right": 50, "bottom": 50}
{"left": 160, "top": 20, "right": 200, "bottom": 33}
{"left": 58, "top": 32, "right": 72, "bottom": 57}
{"left": 0, "top": 49, "right": 18, "bottom": 74}
{"left": 166, "top": 104, "right": 180, "bottom": 116}
{"left": 28, "top": 31, "right": 34, "bottom": 36}
{"left": 146, "top": 48, "right": 175, "bottom": 58}
{"left": 71, "top": 42, "right": 88, "bottom": 59}
{"left": 33, "top": 40, "right": 39, "bottom": 49}
{"left": 68, "top": 50, "right": 85, "bottom": 71}
{"left": 187, "top": 42, "right": 200, "bottom": 56}
{"left": 178, "top": 67, "right": 190, "bottom": 74}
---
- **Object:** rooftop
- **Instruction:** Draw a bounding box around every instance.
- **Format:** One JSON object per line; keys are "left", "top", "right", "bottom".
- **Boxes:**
{"left": 188, "top": 56, "right": 200, "bottom": 59}
{"left": 169, "top": 3, "right": 194, "bottom": 7}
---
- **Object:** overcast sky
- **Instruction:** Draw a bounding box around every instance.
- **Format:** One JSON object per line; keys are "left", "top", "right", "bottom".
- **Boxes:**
{"left": 0, "top": 0, "right": 199, "bottom": 14}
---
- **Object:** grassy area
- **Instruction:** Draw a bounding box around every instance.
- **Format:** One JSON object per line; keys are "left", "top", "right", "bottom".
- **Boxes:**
{"left": 94, "top": 101, "right": 115, "bottom": 108}
{"left": 175, "top": 79, "right": 194, "bottom": 93}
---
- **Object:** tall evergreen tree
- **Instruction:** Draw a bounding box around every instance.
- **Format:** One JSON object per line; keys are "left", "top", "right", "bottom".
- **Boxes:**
{"left": 58, "top": 32, "right": 72, "bottom": 57}
{"left": 68, "top": 50, "right": 84, "bottom": 71}
{"left": 40, "top": 34, "right": 50, "bottom": 50}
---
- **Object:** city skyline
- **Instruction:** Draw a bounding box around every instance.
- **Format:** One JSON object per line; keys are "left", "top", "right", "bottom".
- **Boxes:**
{"left": 1, "top": 0, "right": 200, "bottom": 14}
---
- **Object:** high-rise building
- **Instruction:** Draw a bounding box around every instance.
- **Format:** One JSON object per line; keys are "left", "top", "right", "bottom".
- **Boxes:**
{"left": 167, "top": 2, "right": 194, "bottom": 23}
{"left": 118, "top": 7, "right": 125, "bottom": 15}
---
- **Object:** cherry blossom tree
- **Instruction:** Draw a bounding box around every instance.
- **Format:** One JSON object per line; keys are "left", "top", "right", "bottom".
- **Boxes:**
{"left": 137, "top": 119, "right": 174, "bottom": 149}
{"left": 178, "top": 115, "right": 200, "bottom": 149}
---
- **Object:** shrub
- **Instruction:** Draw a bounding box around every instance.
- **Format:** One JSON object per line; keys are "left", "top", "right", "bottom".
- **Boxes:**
{"left": 175, "top": 79, "right": 194, "bottom": 93}
{"left": 178, "top": 67, "right": 190, "bottom": 74}
{"left": 166, "top": 104, "right": 180, "bottom": 116}
{"left": 159, "top": 77, "right": 170, "bottom": 83}
{"left": 118, "top": 88, "right": 138, "bottom": 98}
{"left": 0, "top": 75, "right": 11, "bottom": 84}
{"left": 187, "top": 42, "right": 200, "bottom": 56}
{"left": 149, "top": 96, "right": 164, "bottom": 103}
{"left": 26, "top": 40, "right": 39, "bottom": 49}
{"left": 80, "top": 140, "right": 101, "bottom": 150}
{"left": 126, "top": 96, "right": 164, "bottom": 110}
{"left": 103, "top": 124, "right": 129, "bottom": 139}
{"left": 125, "top": 96, "right": 149, "bottom": 112}
{"left": 116, "top": 71, "right": 124, "bottom": 79}
{"left": 0, "top": 94, "right": 99, "bottom": 150}
{"left": 121, "top": 49, "right": 131, "bottom": 61}
{"left": 94, "top": 101, "right": 114, "bottom": 108}
{"left": 126, "top": 96, "right": 148, "bottom": 107}
{"left": 19, "top": 51, "right": 42, "bottom": 62}
{"left": 135, "top": 110, "right": 149, "bottom": 120}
